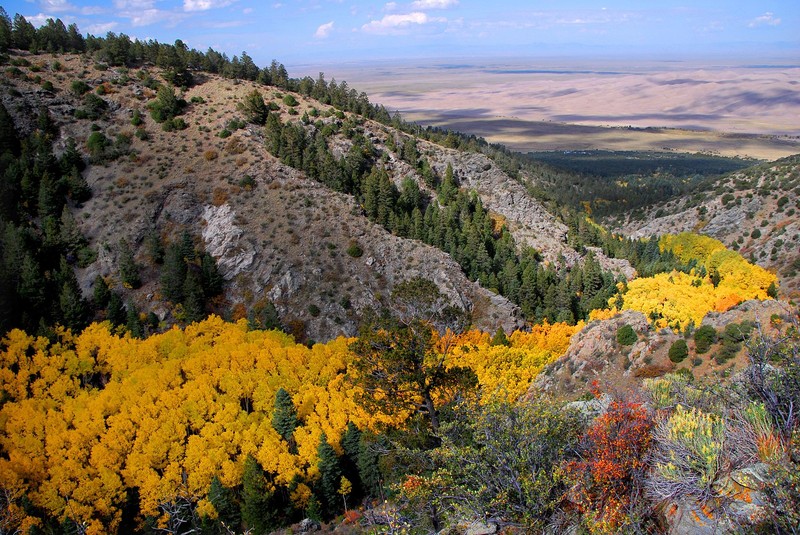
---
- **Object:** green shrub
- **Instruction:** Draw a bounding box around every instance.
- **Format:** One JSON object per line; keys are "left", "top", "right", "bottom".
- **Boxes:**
{"left": 751, "top": 229, "right": 761, "bottom": 239}
{"left": 668, "top": 339, "right": 689, "bottom": 363}
{"left": 238, "top": 175, "right": 256, "bottom": 190}
{"left": 86, "top": 131, "right": 109, "bottom": 157}
{"left": 282, "top": 94, "right": 298, "bottom": 107}
{"left": 616, "top": 324, "right": 638, "bottom": 346}
{"left": 308, "top": 304, "right": 320, "bottom": 317}
{"left": 346, "top": 241, "right": 363, "bottom": 258}
{"left": 648, "top": 405, "right": 725, "bottom": 500}
{"left": 131, "top": 109, "right": 143, "bottom": 126}
{"left": 694, "top": 325, "right": 717, "bottom": 354}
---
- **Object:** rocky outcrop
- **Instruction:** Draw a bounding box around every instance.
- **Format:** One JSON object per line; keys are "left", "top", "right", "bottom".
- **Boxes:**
{"left": 701, "top": 299, "right": 794, "bottom": 331}
{"left": 530, "top": 310, "right": 670, "bottom": 399}
{"left": 661, "top": 463, "right": 770, "bottom": 535}
{"left": 201, "top": 204, "right": 255, "bottom": 279}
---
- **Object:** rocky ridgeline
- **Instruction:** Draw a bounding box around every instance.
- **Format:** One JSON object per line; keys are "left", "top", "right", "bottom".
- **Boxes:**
{"left": 3, "top": 55, "right": 530, "bottom": 340}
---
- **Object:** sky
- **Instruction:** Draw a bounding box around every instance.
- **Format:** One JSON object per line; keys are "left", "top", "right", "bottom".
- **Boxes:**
{"left": 3, "top": 1, "right": 799, "bottom": 67}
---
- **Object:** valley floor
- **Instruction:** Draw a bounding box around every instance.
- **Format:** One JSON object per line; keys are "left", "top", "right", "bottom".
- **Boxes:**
{"left": 297, "top": 58, "right": 800, "bottom": 160}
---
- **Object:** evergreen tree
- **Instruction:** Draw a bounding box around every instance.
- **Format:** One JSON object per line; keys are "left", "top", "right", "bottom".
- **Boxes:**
{"left": 208, "top": 476, "right": 240, "bottom": 531}
{"left": 200, "top": 252, "right": 223, "bottom": 297}
{"left": 125, "top": 302, "right": 143, "bottom": 338}
{"left": 145, "top": 228, "right": 164, "bottom": 265}
{"left": 357, "top": 434, "right": 384, "bottom": 499}
{"left": 241, "top": 455, "right": 274, "bottom": 535}
{"left": 340, "top": 422, "right": 363, "bottom": 498}
{"left": 316, "top": 433, "right": 342, "bottom": 517}
{"left": 107, "top": 292, "right": 125, "bottom": 326}
{"left": 181, "top": 268, "right": 206, "bottom": 323}
{"left": 161, "top": 243, "right": 187, "bottom": 302}
{"left": 238, "top": 90, "right": 269, "bottom": 125}
{"left": 272, "top": 388, "right": 298, "bottom": 449}
{"left": 117, "top": 238, "right": 141, "bottom": 289}
{"left": 58, "top": 280, "right": 88, "bottom": 332}
{"left": 0, "top": 102, "right": 19, "bottom": 156}
{"left": 92, "top": 274, "right": 110, "bottom": 309}
{"left": 490, "top": 327, "right": 510, "bottom": 347}
{"left": 0, "top": 8, "right": 11, "bottom": 52}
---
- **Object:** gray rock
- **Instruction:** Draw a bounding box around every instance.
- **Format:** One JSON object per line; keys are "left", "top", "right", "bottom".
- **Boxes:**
{"left": 464, "top": 520, "right": 497, "bottom": 535}
{"left": 298, "top": 518, "right": 321, "bottom": 532}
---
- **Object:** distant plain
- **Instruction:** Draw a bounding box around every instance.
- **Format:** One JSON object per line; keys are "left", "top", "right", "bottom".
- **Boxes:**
{"left": 296, "top": 58, "right": 800, "bottom": 160}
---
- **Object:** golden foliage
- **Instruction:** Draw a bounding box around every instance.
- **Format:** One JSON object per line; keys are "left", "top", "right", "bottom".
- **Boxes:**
{"left": 0, "top": 318, "right": 393, "bottom": 529}
{"left": 444, "top": 321, "right": 580, "bottom": 401}
{"left": 617, "top": 233, "right": 778, "bottom": 330}
{"left": 0, "top": 316, "right": 581, "bottom": 530}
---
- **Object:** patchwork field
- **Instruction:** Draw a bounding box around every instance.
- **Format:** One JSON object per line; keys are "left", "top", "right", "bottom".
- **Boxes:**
{"left": 294, "top": 58, "right": 800, "bottom": 160}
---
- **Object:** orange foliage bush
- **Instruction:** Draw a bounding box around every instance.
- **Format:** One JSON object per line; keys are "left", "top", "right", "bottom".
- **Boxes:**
{"left": 563, "top": 399, "right": 653, "bottom": 534}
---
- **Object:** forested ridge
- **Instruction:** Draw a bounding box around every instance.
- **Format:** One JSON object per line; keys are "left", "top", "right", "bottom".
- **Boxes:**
{"left": 1, "top": 11, "right": 799, "bottom": 535}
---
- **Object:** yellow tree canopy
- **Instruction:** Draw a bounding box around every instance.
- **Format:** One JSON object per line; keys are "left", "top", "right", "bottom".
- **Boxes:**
{"left": 0, "top": 315, "right": 581, "bottom": 532}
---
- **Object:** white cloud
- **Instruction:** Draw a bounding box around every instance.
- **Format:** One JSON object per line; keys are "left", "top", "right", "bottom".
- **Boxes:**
{"left": 384, "top": 2, "right": 397, "bottom": 11}
{"left": 39, "top": 0, "right": 74, "bottom": 12}
{"left": 749, "top": 12, "right": 781, "bottom": 27}
{"left": 314, "top": 20, "right": 334, "bottom": 38}
{"left": 87, "top": 21, "right": 119, "bottom": 34}
{"left": 184, "top": 0, "right": 233, "bottom": 12}
{"left": 114, "top": 0, "right": 155, "bottom": 9}
{"left": 362, "top": 11, "right": 443, "bottom": 33}
{"left": 129, "top": 8, "right": 163, "bottom": 25}
{"left": 410, "top": 0, "right": 457, "bottom": 9}
{"left": 243, "top": 7, "right": 253, "bottom": 14}
{"left": 25, "top": 13, "right": 55, "bottom": 27}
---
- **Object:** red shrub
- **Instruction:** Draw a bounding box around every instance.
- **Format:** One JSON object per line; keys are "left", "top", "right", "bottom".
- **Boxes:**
{"left": 563, "top": 399, "right": 653, "bottom": 533}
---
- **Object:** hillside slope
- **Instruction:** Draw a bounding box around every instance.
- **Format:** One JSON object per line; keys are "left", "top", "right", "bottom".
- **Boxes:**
{"left": 604, "top": 156, "right": 800, "bottom": 296}
{"left": 4, "top": 52, "right": 604, "bottom": 339}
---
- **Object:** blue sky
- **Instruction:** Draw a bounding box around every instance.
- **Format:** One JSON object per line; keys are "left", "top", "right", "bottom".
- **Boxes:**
{"left": 4, "top": 1, "right": 798, "bottom": 66}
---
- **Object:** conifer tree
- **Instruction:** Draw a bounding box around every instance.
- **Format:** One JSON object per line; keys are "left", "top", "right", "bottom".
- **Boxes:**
{"left": 340, "top": 422, "right": 363, "bottom": 498}
{"left": 490, "top": 327, "right": 510, "bottom": 347}
{"left": 241, "top": 455, "right": 274, "bottom": 535}
{"left": 118, "top": 238, "right": 141, "bottom": 289}
{"left": 316, "top": 433, "right": 342, "bottom": 517}
{"left": 208, "top": 476, "right": 240, "bottom": 530}
{"left": 126, "top": 302, "right": 143, "bottom": 338}
{"left": 161, "top": 243, "right": 187, "bottom": 302}
{"left": 107, "top": 291, "right": 125, "bottom": 326}
{"left": 272, "top": 388, "right": 298, "bottom": 449}
{"left": 92, "top": 274, "right": 110, "bottom": 308}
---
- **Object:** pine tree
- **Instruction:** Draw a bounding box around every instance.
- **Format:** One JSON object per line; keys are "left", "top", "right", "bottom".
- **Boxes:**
{"left": 208, "top": 476, "right": 240, "bottom": 530}
{"left": 145, "top": 228, "right": 164, "bottom": 265}
{"left": 238, "top": 90, "right": 269, "bottom": 125}
{"left": 272, "top": 388, "right": 298, "bottom": 449}
{"left": 317, "top": 433, "right": 342, "bottom": 517}
{"left": 92, "top": 274, "right": 110, "bottom": 308}
{"left": 58, "top": 280, "right": 88, "bottom": 332}
{"left": 340, "top": 422, "right": 363, "bottom": 498}
{"left": 200, "top": 252, "right": 223, "bottom": 297}
{"left": 161, "top": 243, "right": 187, "bottom": 302}
{"left": 182, "top": 268, "right": 206, "bottom": 323}
{"left": 107, "top": 291, "right": 125, "bottom": 326}
{"left": 126, "top": 302, "right": 143, "bottom": 338}
{"left": 357, "top": 434, "right": 384, "bottom": 499}
{"left": 241, "top": 455, "right": 274, "bottom": 535}
{"left": 118, "top": 238, "right": 141, "bottom": 289}
{"left": 490, "top": 327, "right": 510, "bottom": 347}
{"left": 0, "top": 102, "right": 19, "bottom": 156}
